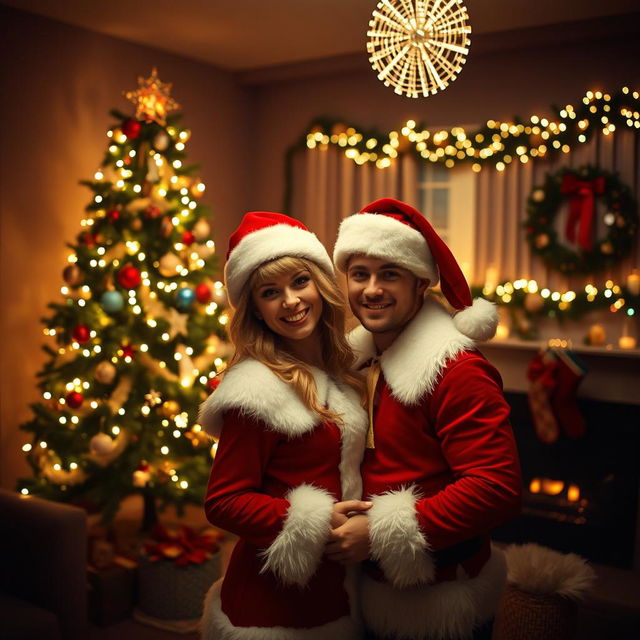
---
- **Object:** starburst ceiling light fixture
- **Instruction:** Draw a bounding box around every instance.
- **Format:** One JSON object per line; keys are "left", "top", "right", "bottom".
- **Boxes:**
{"left": 367, "top": 0, "right": 472, "bottom": 98}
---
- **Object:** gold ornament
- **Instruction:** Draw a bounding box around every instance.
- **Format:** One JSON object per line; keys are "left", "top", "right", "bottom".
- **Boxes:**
{"left": 144, "top": 390, "right": 163, "bottom": 406}
{"left": 158, "top": 252, "right": 183, "bottom": 277}
{"left": 367, "top": 0, "right": 471, "bottom": 98}
{"left": 185, "top": 428, "right": 210, "bottom": 448}
{"left": 587, "top": 324, "right": 606, "bottom": 346}
{"left": 534, "top": 234, "right": 549, "bottom": 249}
{"left": 159, "top": 400, "right": 180, "bottom": 418}
{"left": 524, "top": 292, "right": 545, "bottom": 314}
{"left": 532, "top": 189, "right": 545, "bottom": 202}
{"left": 95, "top": 361, "right": 117, "bottom": 385}
{"left": 600, "top": 241, "right": 613, "bottom": 255}
{"left": 124, "top": 68, "right": 180, "bottom": 126}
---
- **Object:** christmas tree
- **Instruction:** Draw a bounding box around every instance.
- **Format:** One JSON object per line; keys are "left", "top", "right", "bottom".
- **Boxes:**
{"left": 18, "top": 70, "right": 229, "bottom": 524}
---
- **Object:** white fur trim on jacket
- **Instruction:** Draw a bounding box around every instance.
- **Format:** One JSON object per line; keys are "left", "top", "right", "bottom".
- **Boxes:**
{"left": 260, "top": 484, "right": 334, "bottom": 586}
{"left": 349, "top": 296, "right": 475, "bottom": 405}
{"left": 361, "top": 546, "right": 507, "bottom": 640}
{"left": 368, "top": 486, "right": 434, "bottom": 588}
{"left": 198, "top": 359, "right": 367, "bottom": 501}
{"left": 333, "top": 213, "right": 438, "bottom": 284}
{"left": 224, "top": 223, "right": 334, "bottom": 307}
{"left": 201, "top": 579, "right": 358, "bottom": 640}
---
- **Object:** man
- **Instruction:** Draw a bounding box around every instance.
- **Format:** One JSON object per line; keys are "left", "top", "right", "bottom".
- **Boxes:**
{"left": 326, "top": 198, "right": 522, "bottom": 640}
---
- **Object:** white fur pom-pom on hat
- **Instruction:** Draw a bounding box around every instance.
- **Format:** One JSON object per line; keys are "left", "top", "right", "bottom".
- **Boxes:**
{"left": 453, "top": 297, "right": 499, "bottom": 342}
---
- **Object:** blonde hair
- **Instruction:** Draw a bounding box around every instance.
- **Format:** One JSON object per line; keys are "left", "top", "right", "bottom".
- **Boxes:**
{"left": 228, "top": 256, "right": 365, "bottom": 424}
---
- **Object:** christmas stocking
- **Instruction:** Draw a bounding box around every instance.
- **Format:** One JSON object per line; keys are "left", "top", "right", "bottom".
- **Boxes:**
{"left": 550, "top": 348, "right": 587, "bottom": 439}
{"left": 526, "top": 349, "right": 560, "bottom": 444}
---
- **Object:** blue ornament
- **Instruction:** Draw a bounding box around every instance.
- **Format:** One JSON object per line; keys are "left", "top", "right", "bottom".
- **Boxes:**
{"left": 176, "top": 287, "right": 196, "bottom": 310}
{"left": 101, "top": 290, "right": 124, "bottom": 314}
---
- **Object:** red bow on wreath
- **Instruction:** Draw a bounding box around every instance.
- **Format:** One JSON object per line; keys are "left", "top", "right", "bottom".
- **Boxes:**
{"left": 560, "top": 173, "right": 606, "bottom": 251}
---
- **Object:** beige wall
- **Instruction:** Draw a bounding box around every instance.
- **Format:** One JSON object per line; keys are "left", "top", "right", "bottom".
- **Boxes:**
{"left": 0, "top": 7, "right": 253, "bottom": 489}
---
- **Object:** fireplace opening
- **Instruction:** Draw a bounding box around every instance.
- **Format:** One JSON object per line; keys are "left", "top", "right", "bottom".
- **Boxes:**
{"left": 492, "top": 393, "right": 639, "bottom": 569}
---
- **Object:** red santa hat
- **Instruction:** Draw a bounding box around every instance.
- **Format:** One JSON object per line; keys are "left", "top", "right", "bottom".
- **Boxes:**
{"left": 333, "top": 198, "right": 498, "bottom": 341}
{"left": 224, "top": 211, "right": 334, "bottom": 308}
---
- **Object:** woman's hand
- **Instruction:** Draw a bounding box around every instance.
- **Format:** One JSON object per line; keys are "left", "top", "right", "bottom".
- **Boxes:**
{"left": 330, "top": 500, "right": 372, "bottom": 528}
{"left": 325, "top": 514, "right": 371, "bottom": 563}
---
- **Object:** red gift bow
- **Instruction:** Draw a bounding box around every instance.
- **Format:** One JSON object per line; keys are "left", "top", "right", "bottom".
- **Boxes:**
{"left": 143, "top": 524, "right": 223, "bottom": 567}
{"left": 560, "top": 173, "right": 605, "bottom": 251}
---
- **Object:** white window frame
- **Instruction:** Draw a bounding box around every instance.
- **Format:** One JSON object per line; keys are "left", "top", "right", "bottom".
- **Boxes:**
{"left": 416, "top": 163, "right": 476, "bottom": 283}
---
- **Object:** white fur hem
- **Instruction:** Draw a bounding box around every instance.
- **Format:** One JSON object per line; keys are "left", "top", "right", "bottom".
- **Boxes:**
{"left": 361, "top": 546, "right": 507, "bottom": 640}
{"left": 260, "top": 484, "right": 334, "bottom": 586}
{"left": 333, "top": 213, "right": 437, "bottom": 283}
{"left": 368, "top": 486, "right": 434, "bottom": 588}
{"left": 200, "top": 579, "right": 358, "bottom": 640}
{"left": 225, "top": 223, "right": 333, "bottom": 308}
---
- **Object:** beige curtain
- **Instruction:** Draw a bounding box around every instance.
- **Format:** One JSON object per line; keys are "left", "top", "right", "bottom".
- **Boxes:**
{"left": 292, "top": 132, "right": 639, "bottom": 287}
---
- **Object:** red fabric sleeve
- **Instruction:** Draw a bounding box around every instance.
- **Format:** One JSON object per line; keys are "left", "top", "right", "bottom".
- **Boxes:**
{"left": 415, "top": 356, "right": 522, "bottom": 549}
{"left": 204, "top": 409, "right": 290, "bottom": 549}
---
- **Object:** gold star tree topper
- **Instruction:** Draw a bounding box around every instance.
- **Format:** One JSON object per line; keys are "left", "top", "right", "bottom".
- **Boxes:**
{"left": 124, "top": 68, "right": 180, "bottom": 125}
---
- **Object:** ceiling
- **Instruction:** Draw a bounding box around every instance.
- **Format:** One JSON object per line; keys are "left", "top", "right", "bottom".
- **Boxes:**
{"left": 3, "top": 0, "right": 639, "bottom": 71}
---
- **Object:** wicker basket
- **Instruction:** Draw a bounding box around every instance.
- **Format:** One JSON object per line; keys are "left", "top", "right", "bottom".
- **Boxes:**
{"left": 493, "top": 584, "right": 578, "bottom": 640}
{"left": 136, "top": 552, "right": 221, "bottom": 622}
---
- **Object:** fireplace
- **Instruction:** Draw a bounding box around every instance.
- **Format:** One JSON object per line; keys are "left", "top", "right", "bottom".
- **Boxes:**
{"left": 493, "top": 392, "right": 640, "bottom": 569}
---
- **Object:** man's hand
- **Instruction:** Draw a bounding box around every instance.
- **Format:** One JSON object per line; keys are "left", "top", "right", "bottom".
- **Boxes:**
{"left": 330, "top": 500, "right": 372, "bottom": 528}
{"left": 325, "top": 514, "right": 371, "bottom": 564}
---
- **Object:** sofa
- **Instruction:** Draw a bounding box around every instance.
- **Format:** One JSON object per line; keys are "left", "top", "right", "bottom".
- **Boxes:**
{"left": 0, "top": 489, "right": 88, "bottom": 640}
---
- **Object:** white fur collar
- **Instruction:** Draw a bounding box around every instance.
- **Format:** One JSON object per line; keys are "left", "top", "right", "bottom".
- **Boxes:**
{"left": 199, "top": 359, "right": 320, "bottom": 437}
{"left": 348, "top": 296, "right": 474, "bottom": 406}
{"left": 198, "top": 358, "right": 367, "bottom": 500}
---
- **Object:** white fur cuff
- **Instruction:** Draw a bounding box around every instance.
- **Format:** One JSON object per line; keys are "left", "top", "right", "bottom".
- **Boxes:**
{"left": 260, "top": 484, "right": 334, "bottom": 587}
{"left": 368, "top": 486, "right": 434, "bottom": 588}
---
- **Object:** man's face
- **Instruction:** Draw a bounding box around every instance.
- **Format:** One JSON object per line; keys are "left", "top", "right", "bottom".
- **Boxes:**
{"left": 346, "top": 255, "right": 429, "bottom": 346}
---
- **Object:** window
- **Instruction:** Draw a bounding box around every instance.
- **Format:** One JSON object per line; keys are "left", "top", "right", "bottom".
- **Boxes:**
{"left": 417, "top": 163, "right": 476, "bottom": 282}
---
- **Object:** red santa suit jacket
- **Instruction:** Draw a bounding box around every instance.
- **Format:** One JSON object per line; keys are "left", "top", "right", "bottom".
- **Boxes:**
{"left": 198, "top": 358, "right": 367, "bottom": 640}
{"left": 349, "top": 297, "right": 522, "bottom": 640}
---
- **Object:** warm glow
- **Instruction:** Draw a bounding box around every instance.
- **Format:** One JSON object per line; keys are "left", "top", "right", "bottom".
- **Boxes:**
{"left": 567, "top": 485, "right": 580, "bottom": 502}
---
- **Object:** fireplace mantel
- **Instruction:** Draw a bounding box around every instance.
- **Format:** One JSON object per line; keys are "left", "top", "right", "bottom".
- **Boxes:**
{"left": 480, "top": 338, "right": 640, "bottom": 406}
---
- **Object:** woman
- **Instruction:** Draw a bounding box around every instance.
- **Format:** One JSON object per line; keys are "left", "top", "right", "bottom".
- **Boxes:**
{"left": 199, "top": 212, "right": 368, "bottom": 639}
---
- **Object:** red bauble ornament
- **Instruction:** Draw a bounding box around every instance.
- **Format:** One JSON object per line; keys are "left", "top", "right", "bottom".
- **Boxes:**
{"left": 122, "top": 119, "right": 142, "bottom": 139}
{"left": 118, "top": 264, "right": 141, "bottom": 289}
{"left": 107, "top": 208, "right": 121, "bottom": 222}
{"left": 80, "top": 231, "right": 96, "bottom": 247}
{"left": 144, "top": 204, "right": 161, "bottom": 219}
{"left": 71, "top": 324, "right": 90, "bottom": 344}
{"left": 120, "top": 344, "right": 136, "bottom": 359}
{"left": 182, "top": 231, "right": 195, "bottom": 246}
{"left": 65, "top": 391, "right": 84, "bottom": 409}
{"left": 207, "top": 376, "right": 221, "bottom": 392}
{"left": 195, "top": 283, "right": 212, "bottom": 303}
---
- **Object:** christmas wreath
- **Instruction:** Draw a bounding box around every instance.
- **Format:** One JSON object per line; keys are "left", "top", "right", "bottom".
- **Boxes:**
{"left": 524, "top": 165, "right": 637, "bottom": 274}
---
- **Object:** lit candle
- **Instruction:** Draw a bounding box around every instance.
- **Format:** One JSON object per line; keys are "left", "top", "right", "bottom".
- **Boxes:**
{"left": 495, "top": 323, "right": 510, "bottom": 340}
{"left": 627, "top": 270, "right": 640, "bottom": 296}
{"left": 618, "top": 336, "right": 637, "bottom": 350}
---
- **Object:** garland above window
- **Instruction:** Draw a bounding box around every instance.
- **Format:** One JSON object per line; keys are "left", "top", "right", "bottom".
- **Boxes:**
{"left": 297, "top": 87, "right": 639, "bottom": 171}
